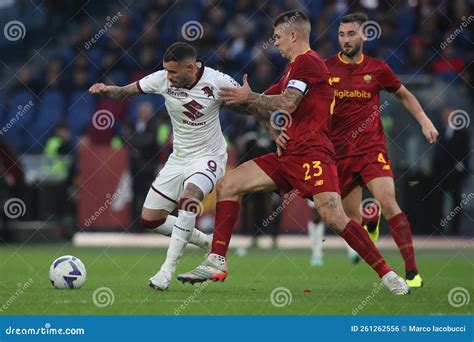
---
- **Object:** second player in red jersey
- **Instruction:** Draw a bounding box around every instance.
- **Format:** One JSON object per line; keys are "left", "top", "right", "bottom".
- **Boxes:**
{"left": 325, "top": 51, "right": 400, "bottom": 197}
{"left": 324, "top": 12, "right": 439, "bottom": 288}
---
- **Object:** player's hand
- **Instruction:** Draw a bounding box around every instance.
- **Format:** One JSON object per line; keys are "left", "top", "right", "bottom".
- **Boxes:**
{"left": 89, "top": 83, "right": 109, "bottom": 96}
{"left": 219, "top": 74, "right": 252, "bottom": 104}
{"left": 421, "top": 119, "right": 439, "bottom": 144}
{"left": 275, "top": 130, "right": 290, "bottom": 157}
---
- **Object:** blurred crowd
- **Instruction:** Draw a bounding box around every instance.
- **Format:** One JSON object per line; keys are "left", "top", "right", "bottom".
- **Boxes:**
{"left": 0, "top": 0, "right": 472, "bottom": 235}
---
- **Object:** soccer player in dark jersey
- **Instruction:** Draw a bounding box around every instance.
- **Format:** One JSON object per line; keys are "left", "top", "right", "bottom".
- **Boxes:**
{"left": 283, "top": 12, "right": 438, "bottom": 288}
{"left": 177, "top": 10, "right": 411, "bottom": 295}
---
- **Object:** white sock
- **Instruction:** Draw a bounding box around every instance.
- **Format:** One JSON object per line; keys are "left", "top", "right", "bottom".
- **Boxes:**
{"left": 162, "top": 210, "right": 196, "bottom": 272}
{"left": 308, "top": 221, "right": 324, "bottom": 259}
{"left": 150, "top": 215, "right": 211, "bottom": 249}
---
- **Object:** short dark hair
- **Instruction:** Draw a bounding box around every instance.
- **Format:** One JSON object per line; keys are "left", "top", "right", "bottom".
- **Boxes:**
{"left": 340, "top": 12, "right": 369, "bottom": 26}
{"left": 163, "top": 42, "right": 197, "bottom": 63}
{"left": 273, "top": 10, "right": 309, "bottom": 27}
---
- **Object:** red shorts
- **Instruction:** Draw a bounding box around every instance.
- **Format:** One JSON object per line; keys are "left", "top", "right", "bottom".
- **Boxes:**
{"left": 337, "top": 151, "right": 393, "bottom": 198}
{"left": 254, "top": 152, "right": 340, "bottom": 198}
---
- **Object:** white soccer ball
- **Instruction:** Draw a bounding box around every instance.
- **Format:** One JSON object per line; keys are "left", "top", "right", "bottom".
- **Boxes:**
{"left": 49, "top": 255, "right": 87, "bottom": 289}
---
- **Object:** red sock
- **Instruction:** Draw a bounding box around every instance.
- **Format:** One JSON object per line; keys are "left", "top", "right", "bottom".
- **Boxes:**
{"left": 340, "top": 220, "right": 392, "bottom": 278}
{"left": 210, "top": 200, "right": 240, "bottom": 257}
{"left": 388, "top": 212, "right": 418, "bottom": 273}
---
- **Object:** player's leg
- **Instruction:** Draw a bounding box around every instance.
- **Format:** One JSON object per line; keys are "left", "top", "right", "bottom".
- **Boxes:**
{"left": 150, "top": 156, "right": 226, "bottom": 290}
{"left": 209, "top": 160, "right": 278, "bottom": 256}
{"left": 307, "top": 200, "right": 324, "bottom": 266}
{"left": 141, "top": 193, "right": 210, "bottom": 250}
{"left": 314, "top": 191, "right": 410, "bottom": 295}
{"left": 341, "top": 186, "right": 363, "bottom": 264}
{"left": 366, "top": 176, "right": 422, "bottom": 287}
{"left": 177, "top": 159, "right": 279, "bottom": 284}
{"left": 150, "top": 182, "right": 208, "bottom": 290}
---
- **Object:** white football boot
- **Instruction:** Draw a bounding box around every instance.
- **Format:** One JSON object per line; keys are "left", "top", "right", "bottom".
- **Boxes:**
{"left": 177, "top": 253, "right": 228, "bottom": 284}
{"left": 382, "top": 271, "right": 412, "bottom": 295}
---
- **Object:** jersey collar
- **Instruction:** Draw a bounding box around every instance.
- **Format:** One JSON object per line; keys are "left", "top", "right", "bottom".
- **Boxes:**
{"left": 337, "top": 51, "right": 364, "bottom": 65}
{"left": 184, "top": 60, "right": 205, "bottom": 90}
{"left": 290, "top": 48, "right": 313, "bottom": 63}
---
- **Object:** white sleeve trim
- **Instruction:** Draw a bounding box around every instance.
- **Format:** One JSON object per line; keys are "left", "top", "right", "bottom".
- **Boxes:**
{"left": 286, "top": 79, "right": 308, "bottom": 93}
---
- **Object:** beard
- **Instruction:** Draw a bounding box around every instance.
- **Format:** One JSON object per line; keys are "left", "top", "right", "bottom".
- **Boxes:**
{"left": 341, "top": 42, "right": 362, "bottom": 58}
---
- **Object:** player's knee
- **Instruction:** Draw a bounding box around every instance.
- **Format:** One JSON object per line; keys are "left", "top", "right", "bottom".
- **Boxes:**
{"left": 140, "top": 215, "right": 166, "bottom": 230}
{"left": 346, "top": 210, "right": 362, "bottom": 225}
{"left": 378, "top": 195, "right": 400, "bottom": 218}
{"left": 140, "top": 209, "right": 168, "bottom": 230}
{"left": 178, "top": 197, "right": 203, "bottom": 214}
{"left": 181, "top": 184, "right": 204, "bottom": 199}
{"left": 319, "top": 208, "right": 346, "bottom": 233}
{"left": 216, "top": 176, "right": 237, "bottom": 198}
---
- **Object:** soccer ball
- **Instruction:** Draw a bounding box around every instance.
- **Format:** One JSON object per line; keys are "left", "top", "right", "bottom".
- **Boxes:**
{"left": 49, "top": 255, "right": 87, "bottom": 289}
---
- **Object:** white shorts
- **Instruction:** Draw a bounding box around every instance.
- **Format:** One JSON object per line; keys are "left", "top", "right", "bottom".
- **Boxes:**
{"left": 143, "top": 153, "right": 227, "bottom": 212}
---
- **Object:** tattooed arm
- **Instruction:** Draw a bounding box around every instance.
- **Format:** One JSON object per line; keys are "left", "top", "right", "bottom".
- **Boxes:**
{"left": 245, "top": 87, "right": 304, "bottom": 114}
{"left": 219, "top": 74, "right": 305, "bottom": 114}
{"left": 89, "top": 82, "right": 140, "bottom": 100}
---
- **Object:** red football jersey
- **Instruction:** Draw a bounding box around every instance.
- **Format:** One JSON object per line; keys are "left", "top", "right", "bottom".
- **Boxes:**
{"left": 264, "top": 49, "right": 335, "bottom": 160}
{"left": 325, "top": 52, "right": 401, "bottom": 159}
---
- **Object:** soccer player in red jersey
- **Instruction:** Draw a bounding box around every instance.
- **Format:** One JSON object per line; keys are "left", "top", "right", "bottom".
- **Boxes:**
{"left": 325, "top": 13, "right": 438, "bottom": 287}
{"left": 178, "top": 10, "right": 411, "bottom": 295}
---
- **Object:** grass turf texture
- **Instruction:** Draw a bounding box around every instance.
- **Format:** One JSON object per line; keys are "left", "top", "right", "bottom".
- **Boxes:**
{"left": 0, "top": 245, "right": 472, "bottom": 315}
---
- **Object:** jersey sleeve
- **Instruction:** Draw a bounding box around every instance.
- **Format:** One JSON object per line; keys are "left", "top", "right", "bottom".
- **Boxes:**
{"left": 377, "top": 62, "right": 402, "bottom": 92}
{"left": 286, "top": 54, "right": 326, "bottom": 94}
{"left": 137, "top": 70, "right": 167, "bottom": 94}
{"left": 215, "top": 72, "right": 240, "bottom": 100}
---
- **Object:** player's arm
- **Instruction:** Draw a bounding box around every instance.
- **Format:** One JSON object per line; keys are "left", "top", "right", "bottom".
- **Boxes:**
{"left": 394, "top": 85, "right": 439, "bottom": 144}
{"left": 89, "top": 82, "right": 140, "bottom": 100}
{"left": 219, "top": 74, "right": 304, "bottom": 114}
{"left": 247, "top": 87, "right": 304, "bottom": 114}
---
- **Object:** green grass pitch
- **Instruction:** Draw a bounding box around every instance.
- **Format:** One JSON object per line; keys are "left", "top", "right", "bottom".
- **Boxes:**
{"left": 0, "top": 245, "right": 472, "bottom": 315}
